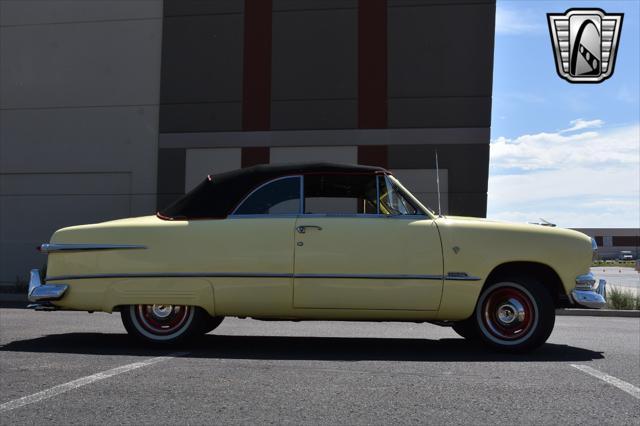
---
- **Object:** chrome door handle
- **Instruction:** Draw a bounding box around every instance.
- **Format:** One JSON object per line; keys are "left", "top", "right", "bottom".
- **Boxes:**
{"left": 296, "top": 225, "right": 322, "bottom": 234}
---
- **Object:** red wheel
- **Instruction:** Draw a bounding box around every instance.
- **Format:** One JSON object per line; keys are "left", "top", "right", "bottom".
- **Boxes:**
{"left": 121, "top": 304, "right": 197, "bottom": 344}
{"left": 121, "top": 304, "right": 223, "bottom": 344}
{"left": 473, "top": 279, "right": 555, "bottom": 352}
{"left": 480, "top": 286, "right": 536, "bottom": 341}
{"left": 134, "top": 304, "right": 193, "bottom": 338}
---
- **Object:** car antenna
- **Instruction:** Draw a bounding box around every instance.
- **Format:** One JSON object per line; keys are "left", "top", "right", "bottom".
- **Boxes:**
{"left": 539, "top": 218, "right": 556, "bottom": 227}
{"left": 435, "top": 149, "right": 443, "bottom": 217}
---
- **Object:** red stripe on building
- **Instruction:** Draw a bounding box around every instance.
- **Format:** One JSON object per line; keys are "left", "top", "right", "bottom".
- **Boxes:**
{"left": 358, "top": 0, "right": 387, "bottom": 129}
{"left": 242, "top": 0, "right": 272, "bottom": 131}
{"left": 241, "top": 147, "right": 270, "bottom": 167}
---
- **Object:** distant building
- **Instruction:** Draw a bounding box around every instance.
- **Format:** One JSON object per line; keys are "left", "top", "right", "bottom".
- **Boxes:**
{"left": 573, "top": 228, "right": 640, "bottom": 260}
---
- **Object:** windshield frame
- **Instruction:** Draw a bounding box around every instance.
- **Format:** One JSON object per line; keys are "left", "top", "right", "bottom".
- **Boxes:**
{"left": 386, "top": 175, "right": 436, "bottom": 219}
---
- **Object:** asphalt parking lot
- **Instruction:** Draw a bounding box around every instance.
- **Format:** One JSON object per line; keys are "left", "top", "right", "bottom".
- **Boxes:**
{"left": 1, "top": 309, "right": 638, "bottom": 425}
{"left": 591, "top": 267, "right": 640, "bottom": 292}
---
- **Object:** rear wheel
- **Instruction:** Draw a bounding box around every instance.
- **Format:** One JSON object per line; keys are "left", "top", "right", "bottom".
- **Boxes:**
{"left": 472, "top": 278, "right": 555, "bottom": 352}
{"left": 121, "top": 304, "right": 212, "bottom": 344}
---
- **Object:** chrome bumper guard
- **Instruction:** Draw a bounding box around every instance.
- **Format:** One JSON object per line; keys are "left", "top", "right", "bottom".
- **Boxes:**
{"left": 27, "top": 269, "right": 68, "bottom": 303}
{"left": 572, "top": 272, "right": 607, "bottom": 309}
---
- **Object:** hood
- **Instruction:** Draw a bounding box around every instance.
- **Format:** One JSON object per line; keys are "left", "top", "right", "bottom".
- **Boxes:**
{"left": 435, "top": 215, "right": 592, "bottom": 242}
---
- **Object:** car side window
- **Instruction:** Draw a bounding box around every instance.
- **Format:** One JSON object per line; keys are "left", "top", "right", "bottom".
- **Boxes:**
{"left": 378, "top": 176, "right": 419, "bottom": 215}
{"left": 233, "top": 176, "right": 301, "bottom": 215}
{"left": 303, "top": 174, "right": 378, "bottom": 214}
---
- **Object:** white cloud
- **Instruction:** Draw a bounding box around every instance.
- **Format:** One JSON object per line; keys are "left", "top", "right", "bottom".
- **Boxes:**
{"left": 487, "top": 121, "right": 640, "bottom": 228}
{"left": 490, "top": 123, "right": 637, "bottom": 172}
{"left": 561, "top": 118, "right": 604, "bottom": 133}
{"left": 495, "top": 5, "right": 542, "bottom": 35}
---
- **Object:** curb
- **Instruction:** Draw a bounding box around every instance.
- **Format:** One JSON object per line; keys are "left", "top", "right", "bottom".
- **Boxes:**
{"left": 556, "top": 308, "right": 640, "bottom": 318}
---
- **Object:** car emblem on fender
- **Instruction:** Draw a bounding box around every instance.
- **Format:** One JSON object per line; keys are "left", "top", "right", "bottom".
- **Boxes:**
{"left": 547, "top": 8, "right": 623, "bottom": 83}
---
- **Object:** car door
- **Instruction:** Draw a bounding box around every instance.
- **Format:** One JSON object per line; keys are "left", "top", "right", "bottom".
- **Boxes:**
{"left": 210, "top": 175, "right": 301, "bottom": 316}
{"left": 293, "top": 174, "right": 443, "bottom": 311}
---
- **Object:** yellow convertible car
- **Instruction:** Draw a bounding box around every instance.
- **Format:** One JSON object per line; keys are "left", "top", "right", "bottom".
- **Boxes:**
{"left": 27, "top": 163, "right": 606, "bottom": 352}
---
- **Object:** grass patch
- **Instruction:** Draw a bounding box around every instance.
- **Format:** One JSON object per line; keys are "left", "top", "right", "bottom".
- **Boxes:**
{"left": 592, "top": 260, "right": 637, "bottom": 268}
{"left": 607, "top": 286, "right": 640, "bottom": 310}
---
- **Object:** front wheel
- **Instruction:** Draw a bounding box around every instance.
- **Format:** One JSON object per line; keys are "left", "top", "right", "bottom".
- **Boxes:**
{"left": 472, "top": 278, "right": 555, "bottom": 352}
{"left": 121, "top": 304, "right": 215, "bottom": 344}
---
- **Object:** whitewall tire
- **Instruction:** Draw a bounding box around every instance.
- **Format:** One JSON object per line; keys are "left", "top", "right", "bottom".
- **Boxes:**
{"left": 469, "top": 278, "right": 555, "bottom": 352}
{"left": 121, "top": 304, "right": 215, "bottom": 344}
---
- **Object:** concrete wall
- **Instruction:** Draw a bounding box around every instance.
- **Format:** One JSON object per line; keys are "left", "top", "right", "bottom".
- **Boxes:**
{"left": 159, "top": 1, "right": 244, "bottom": 133}
{"left": 387, "top": 0, "right": 493, "bottom": 128}
{"left": 185, "top": 148, "right": 242, "bottom": 192}
{"left": 0, "top": 0, "right": 164, "bottom": 285}
{"left": 157, "top": 0, "right": 495, "bottom": 218}
{"left": 272, "top": 1, "right": 357, "bottom": 130}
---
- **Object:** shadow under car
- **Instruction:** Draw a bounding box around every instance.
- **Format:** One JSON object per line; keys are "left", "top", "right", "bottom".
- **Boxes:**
{"left": 0, "top": 333, "right": 605, "bottom": 362}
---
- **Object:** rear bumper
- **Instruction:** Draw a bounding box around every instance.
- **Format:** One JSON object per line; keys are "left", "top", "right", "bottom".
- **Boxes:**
{"left": 28, "top": 269, "right": 68, "bottom": 302}
{"left": 571, "top": 273, "right": 607, "bottom": 309}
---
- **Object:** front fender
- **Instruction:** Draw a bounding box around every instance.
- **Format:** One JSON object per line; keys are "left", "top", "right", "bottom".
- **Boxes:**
{"left": 435, "top": 217, "right": 592, "bottom": 320}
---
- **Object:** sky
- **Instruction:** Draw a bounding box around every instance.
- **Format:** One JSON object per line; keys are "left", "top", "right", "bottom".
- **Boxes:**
{"left": 487, "top": 0, "right": 640, "bottom": 228}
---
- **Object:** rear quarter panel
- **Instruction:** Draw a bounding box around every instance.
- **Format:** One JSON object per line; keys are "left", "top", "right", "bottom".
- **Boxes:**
{"left": 46, "top": 216, "right": 296, "bottom": 316}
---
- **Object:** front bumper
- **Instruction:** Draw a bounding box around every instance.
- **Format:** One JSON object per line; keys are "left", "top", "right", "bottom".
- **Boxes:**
{"left": 571, "top": 272, "right": 607, "bottom": 309}
{"left": 28, "top": 269, "right": 68, "bottom": 303}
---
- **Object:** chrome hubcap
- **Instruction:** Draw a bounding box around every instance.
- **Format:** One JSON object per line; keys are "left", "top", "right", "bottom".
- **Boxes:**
{"left": 151, "top": 304, "right": 173, "bottom": 319}
{"left": 481, "top": 286, "right": 535, "bottom": 341}
{"left": 135, "top": 304, "right": 192, "bottom": 336}
{"left": 497, "top": 298, "right": 525, "bottom": 325}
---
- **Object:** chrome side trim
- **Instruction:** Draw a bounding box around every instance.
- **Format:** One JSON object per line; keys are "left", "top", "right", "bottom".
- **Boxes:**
{"left": 445, "top": 272, "right": 482, "bottom": 281}
{"left": 39, "top": 243, "right": 147, "bottom": 253}
{"left": 47, "top": 272, "right": 293, "bottom": 281}
{"left": 46, "top": 272, "right": 482, "bottom": 281}
{"left": 294, "top": 273, "right": 444, "bottom": 280}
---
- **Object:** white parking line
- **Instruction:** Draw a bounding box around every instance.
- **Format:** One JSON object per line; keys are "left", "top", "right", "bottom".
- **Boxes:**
{"left": 0, "top": 352, "right": 189, "bottom": 412}
{"left": 571, "top": 364, "right": 640, "bottom": 400}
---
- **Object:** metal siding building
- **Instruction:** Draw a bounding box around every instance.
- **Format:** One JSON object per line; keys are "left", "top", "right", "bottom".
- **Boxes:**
{"left": 0, "top": 0, "right": 495, "bottom": 286}
{"left": 573, "top": 228, "right": 640, "bottom": 260}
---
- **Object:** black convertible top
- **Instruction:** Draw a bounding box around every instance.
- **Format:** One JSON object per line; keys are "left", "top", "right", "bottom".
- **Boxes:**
{"left": 158, "top": 162, "right": 388, "bottom": 219}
